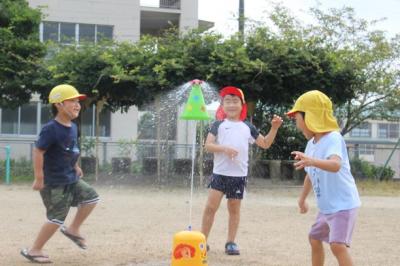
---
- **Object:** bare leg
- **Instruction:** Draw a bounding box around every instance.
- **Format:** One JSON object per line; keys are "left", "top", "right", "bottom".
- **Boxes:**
{"left": 226, "top": 199, "right": 241, "bottom": 243}
{"left": 201, "top": 189, "right": 224, "bottom": 239}
{"left": 330, "top": 243, "right": 353, "bottom": 266}
{"left": 310, "top": 237, "right": 325, "bottom": 266}
{"left": 25, "top": 222, "right": 59, "bottom": 261}
{"left": 64, "top": 202, "right": 97, "bottom": 241}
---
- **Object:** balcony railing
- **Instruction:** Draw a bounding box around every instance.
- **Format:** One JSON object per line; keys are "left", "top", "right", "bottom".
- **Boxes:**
{"left": 140, "top": 0, "right": 181, "bottom": 9}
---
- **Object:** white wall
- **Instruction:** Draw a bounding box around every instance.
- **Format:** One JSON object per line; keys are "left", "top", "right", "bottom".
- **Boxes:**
{"left": 29, "top": 0, "right": 141, "bottom": 41}
{"left": 180, "top": 0, "right": 198, "bottom": 33}
{"left": 111, "top": 106, "right": 139, "bottom": 141}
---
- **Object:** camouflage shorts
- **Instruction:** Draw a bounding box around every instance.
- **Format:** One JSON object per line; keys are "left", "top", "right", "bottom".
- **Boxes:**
{"left": 40, "top": 179, "right": 99, "bottom": 225}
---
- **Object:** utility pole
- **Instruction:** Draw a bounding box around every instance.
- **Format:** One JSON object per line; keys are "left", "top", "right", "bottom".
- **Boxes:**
{"left": 239, "top": 0, "right": 245, "bottom": 36}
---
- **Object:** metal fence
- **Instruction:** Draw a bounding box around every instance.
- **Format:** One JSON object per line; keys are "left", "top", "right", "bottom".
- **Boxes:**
{"left": 1, "top": 140, "right": 400, "bottom": 182}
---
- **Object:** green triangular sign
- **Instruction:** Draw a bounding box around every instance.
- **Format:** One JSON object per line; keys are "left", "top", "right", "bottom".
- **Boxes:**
{"left": 180, "top": 83, "right": 211, "bottom": 120}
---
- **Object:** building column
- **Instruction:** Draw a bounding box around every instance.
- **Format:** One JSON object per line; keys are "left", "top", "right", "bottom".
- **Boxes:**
{"left": 179, "top": 0, "right": 198, "bottom": 33}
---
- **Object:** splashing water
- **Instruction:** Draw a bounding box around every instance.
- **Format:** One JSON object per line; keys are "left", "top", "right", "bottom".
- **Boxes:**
{"left": 136, "top": 78, "right": 220, "bottom": 229}
{"left": 171, "top": 80, "right": 219, "bottom": 230}
{"left": 136, "top": 81, "right": 219, "bottom": 176}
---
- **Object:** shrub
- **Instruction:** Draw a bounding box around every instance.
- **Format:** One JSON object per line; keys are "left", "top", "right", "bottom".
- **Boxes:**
{"left": 350, "top": 158, "right": 395, "bottom": 180}
{"left": 350, "top": 158, "right": 374, "bottom": 179}
{"left": 80, "top": 136, "right": 96, "bottom": 157}
{"left": 372, "top": 166, "right": 395, "bottom": 181}
{"left": 117, "top": 138, "right": 136, "bottom": 157}
{"left": 0, "top": 157, "right": 32, "bottom": 183}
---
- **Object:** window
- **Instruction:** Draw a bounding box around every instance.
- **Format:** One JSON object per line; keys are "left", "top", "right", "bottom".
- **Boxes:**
{"left": 41, "top": 105, "right": 53, "bottom": 127}
{"left": 357, "top": 144, "right": 375, "bottom": 155}
{"left": 81, "top": 105, "right": 111, "bottom": 137}
{"left": 350, "top": 123, "right": 371, "bottom": 137}
{"left": 41, "top": 21, "right": 113, "bottom": 44}
{"left": 79, "top": 24, "right": 95, "bottom": 43}
{"left": 97, "top": 25, "right": 113, "bottom": 42}
{"left": 20, "top": 104, "right": 38, "bottom": 135}
{"left": 1, "top": 108, "right": 19, "bottom": 134}
{"left": 1, "top": 103, "right": 111, "bottom": 137}
{"left": 1, "top": 103, "right": 37, "bottom": 135}
{"left": 60, "top": 22, "right": 75, "bottom": 44}
{"left": 43, "top": 21, "right": 58, "bottom": 42}
{"left": 98, "top": 108, "right": 111, "bottom": 136}
{"left": 81, "top": 107, "right": 94, "bottom": 137}
{"left": 378, "top": 123, "right": 399, "bottom": 139}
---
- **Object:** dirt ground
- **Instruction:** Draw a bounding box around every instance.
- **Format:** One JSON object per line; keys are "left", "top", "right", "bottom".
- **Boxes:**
{"left": 1, "top": 180, "right": 399, "bottom": 266}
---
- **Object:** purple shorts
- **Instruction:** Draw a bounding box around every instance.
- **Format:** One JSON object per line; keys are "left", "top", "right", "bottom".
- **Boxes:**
{"left": 309, "top": 208, "right": 358, "bottom": 247}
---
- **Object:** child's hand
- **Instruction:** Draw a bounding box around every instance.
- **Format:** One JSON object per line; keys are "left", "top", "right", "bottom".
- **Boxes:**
{"left": 75, "top": 166, "right": 83, "bottom": 178}
{"left": 292, "top": 151, "right": 314, "bottom": 170}
{"left": 32, "top": 179, "right": 44, "bottom": 191}
{"left": 223, "top": 146, "right": 238, "bottom": 159}
{"left": 298, "top": 199, "right": 309, "bottom": 214}
{"left": 270, "top": 114, "right": 283, "bottom": 129}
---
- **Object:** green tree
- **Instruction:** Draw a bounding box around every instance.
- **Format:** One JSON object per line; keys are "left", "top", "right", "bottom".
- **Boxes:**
{"left": 0, "top": 0, "right": 46, "bottom": 108}
{"left": 243, "top": 4, "right": 359, "bottom": 106}
{"left": 307, "top": 5, "right": 400, "bottom": 134}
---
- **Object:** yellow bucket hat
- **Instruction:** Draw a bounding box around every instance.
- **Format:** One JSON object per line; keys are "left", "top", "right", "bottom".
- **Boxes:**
{"left": 49, "top": 84, "right": 86, "bottom": 104}
{"left": 286, "top": 90, "right": 340, "bottom": 133}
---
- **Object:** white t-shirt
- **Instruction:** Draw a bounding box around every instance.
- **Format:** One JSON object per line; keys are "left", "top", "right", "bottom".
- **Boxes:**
{"left": 304, "top": 131, "right": 361, "bottom": 214}
{"left": 209, "top": 119, "right": 259, "bottom": 177}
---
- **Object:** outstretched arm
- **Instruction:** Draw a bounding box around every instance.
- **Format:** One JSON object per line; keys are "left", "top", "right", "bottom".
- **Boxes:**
{"left": 292, "top": 151, "right": 341, "bottom": 172}
{"left": 255, "top": 114, "right": 283, "bottom": 149}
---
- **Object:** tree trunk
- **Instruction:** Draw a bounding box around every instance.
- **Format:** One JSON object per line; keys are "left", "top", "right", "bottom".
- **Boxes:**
{"left": 95, "top": 98, "right": 105, "bottom": 181}
{"left": 155, "top": 94, "right": 162, "bottom": 184}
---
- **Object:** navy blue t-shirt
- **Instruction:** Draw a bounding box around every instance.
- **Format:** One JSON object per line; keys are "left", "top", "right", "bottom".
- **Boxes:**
{"left": 35, "top": 120, "right": 80, "bottom": 186}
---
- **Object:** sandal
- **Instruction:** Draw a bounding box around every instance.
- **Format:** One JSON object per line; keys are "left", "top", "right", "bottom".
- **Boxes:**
{"left": 20, "top": 248, "right": 52, "bottom": 264}
{"left": 225, "top": 242, "right": 240, "bottom": 255}
{"left": 60, "top": 226, "right": 87, "bottom": 249}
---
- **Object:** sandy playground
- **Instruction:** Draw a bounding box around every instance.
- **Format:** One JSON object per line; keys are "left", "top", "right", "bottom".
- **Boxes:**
{"left": 1, "top": 180, "right": 399, "bottom": 266}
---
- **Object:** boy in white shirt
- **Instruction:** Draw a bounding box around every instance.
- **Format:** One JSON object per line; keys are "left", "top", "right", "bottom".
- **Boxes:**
{"left": 201, "top": 86, "right": 283, "bottom": 255}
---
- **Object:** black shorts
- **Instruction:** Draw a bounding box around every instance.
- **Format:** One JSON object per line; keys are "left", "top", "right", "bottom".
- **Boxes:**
{"left": 208, "top": 173, "right": 247, "bottom": 199}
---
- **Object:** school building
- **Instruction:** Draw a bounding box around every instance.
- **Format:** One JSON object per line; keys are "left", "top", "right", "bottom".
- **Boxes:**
{"left": 0, "top": 0, "right": 214, "bottom": 163}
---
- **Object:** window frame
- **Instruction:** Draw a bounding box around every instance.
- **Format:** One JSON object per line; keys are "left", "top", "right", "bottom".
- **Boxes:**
{"left": 0, "top": 102, "right": 111, "bottom": 137}
{"left": 350, "top": 122, "right": 371, "bottom": 138}
{"left": 40, "top": 21, "right": 113, "bottom": 44}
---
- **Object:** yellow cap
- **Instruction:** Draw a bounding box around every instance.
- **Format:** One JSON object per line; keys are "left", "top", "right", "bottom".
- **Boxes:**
{"left": 49, "top": 84, "right": 86, "bottom": 103}
{"left": 287, "top": 90, "right": 340, "bottom": 133}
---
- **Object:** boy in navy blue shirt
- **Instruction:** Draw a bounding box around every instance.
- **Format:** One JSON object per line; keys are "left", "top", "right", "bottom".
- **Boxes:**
{"left": 21, "top": 84, "right": 99, "bottom": 264}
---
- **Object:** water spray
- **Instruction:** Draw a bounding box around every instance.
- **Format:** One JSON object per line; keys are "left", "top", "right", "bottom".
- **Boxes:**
{"left": 171, "top": 79, "right": 210, "bottom": 266}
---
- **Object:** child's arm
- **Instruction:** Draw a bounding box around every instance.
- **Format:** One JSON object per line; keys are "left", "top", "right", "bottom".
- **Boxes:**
{"left": 204, "top": 133, "right": 238, "bottom": 158}
{"left": 32, "top": 147, "right": 46, "bottom": 191}
{"left": 291, "top": 151, "right": 341, "bottom": 172}
{"left": 75, "top": 163, "right": 83, "bottom": 178}
{"left": 298, "top": 174, "right": 312, "bottom": 214}
{"left": 255, "top": 114, "right": 283, "bottom": 149}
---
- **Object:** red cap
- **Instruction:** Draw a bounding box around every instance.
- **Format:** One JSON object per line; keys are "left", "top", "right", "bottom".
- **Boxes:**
{"left": 216, "top": 86, "right": 248, "bottom": 121}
